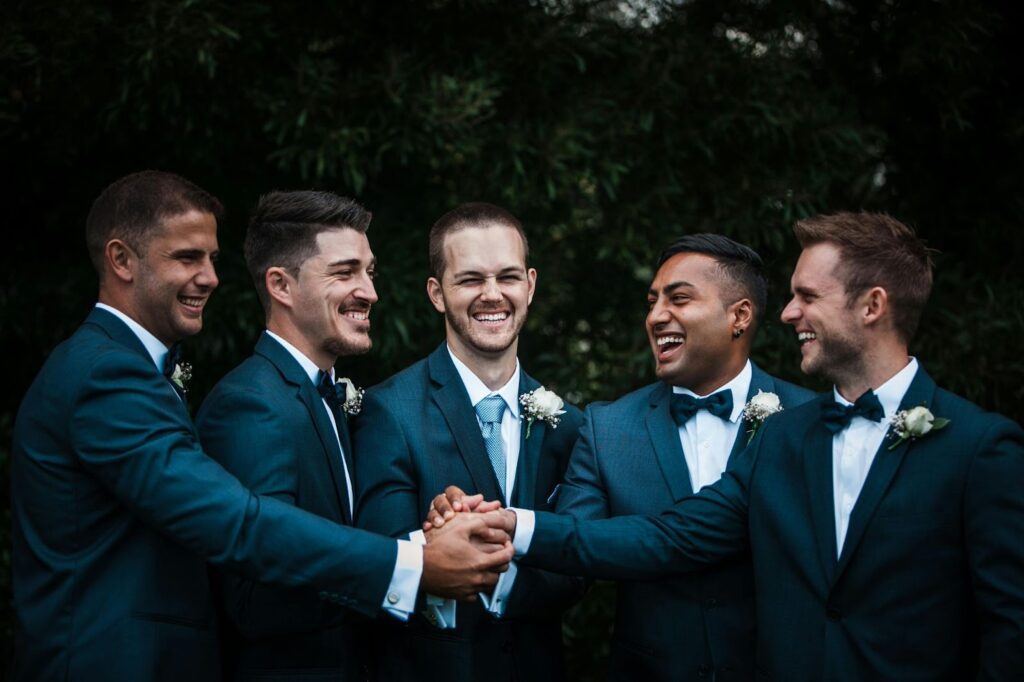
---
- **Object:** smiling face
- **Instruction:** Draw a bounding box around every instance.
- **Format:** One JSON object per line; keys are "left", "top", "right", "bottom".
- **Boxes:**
{"left": 646, "top": 252, "right": 749, "bottom": 395}
{"left": 129, "top": 209, "right": 219, "bottom": 346}
{"left": 286, "top": 228, "right": 377, "bottom": 366}
{"left": 427, "top": 224, "right": 536, "bottom": 363}
{"left": 780, "top": 242, "right": 866, "bottom": 384}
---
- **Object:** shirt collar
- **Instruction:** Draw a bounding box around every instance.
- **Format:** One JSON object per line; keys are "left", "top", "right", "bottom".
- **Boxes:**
{"left": 95, "top": 302, "right": 168, "bottom": 370}
{"left": 671, "top": 359, "right": 752, "bottom": 424}
{"left": 833, "top": 357, "right": 919, "bottom": 422}
{"left": 266, "top": 330, "right": 327, "bottom": 385}
{"left": 447, "top": 345, "right": 521, "bottom": 419}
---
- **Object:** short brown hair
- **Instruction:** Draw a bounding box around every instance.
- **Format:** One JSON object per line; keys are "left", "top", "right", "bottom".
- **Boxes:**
{"left": 245, "top": 190, "right": 372, "bottom": 313}
{"left": 793, "top": 211, "right": 934, "bottom": 343}
{"left": 85, "top": 170, "right": 223, "bottom": 275}
{"left": 428, "top": 202, "right": 529, "bottom": 279}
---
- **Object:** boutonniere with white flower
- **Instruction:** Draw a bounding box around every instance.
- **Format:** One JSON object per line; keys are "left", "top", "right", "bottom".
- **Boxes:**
{"left": 520, "top": 386, "right": 566, "bottom": 439}
{"left": 170, "top": 362, "right": 192, "bottom": 394}
{"left": 336, "top": 377, "right": 364, "bottom": 416}
{"left": 741, "top": 390, "right": 782, "bottom": 444}
{"left": 887, "top": 405, "right": 949, "bottom": 450}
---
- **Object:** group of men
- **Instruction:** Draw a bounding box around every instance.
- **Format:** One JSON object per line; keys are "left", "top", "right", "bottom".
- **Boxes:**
{"left": 10, "top": 170, "right": 1023, "bottom": 681}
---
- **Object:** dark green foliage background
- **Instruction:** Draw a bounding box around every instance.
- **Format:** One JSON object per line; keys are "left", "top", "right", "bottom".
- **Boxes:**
{"left": 2, "top": 1, "right": 1022, "bottom": 677}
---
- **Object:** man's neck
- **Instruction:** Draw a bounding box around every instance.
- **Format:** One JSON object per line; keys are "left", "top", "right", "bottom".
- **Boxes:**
{"left": 446, "top": 337, "right": 518, "bottom": 391}
{"left": 267, "top": 319, "right": 335, "bottom": 372}
{"left": 834, "top": 344, "right": 911, "bottom": 402}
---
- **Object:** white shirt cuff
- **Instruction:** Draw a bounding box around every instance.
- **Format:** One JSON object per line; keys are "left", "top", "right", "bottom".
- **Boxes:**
{"left": 509, "top": 507, "right": 535, "bottom": 557}
{"left": 410, "top": 528, "right": 457, "bottom": 628}
{"left": 383, "top": 539, "right": 422, "bottom": 621}
{"left": 479, "top": 560, "right": 518, "bottom": 617}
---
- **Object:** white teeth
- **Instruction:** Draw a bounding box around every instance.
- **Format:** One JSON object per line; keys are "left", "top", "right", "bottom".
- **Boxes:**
{"left": 475, "top": 313, "right": 508, "bottom": 322}
{"left": 344, "top": 312, "right": 368, "bottom": 321}
{"left": 180, "top": 297, "right": 203, "bottom": 307}
{"left": 798, "top": 332, "right": 816, "bottom": 342}
{"left": 657, "top": 335, "right": 684, "bottom": 346}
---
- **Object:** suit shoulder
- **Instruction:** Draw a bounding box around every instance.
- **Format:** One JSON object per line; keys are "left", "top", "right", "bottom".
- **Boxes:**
{"left": 365, "top": 357, "right": 430, "bottom": 398}
{"left": 931, "top": 386, "right": 1022, "bottom": 437}
{"left": 769, "top": 376, "right": 817, "bottom": 407}
{"left": 587, "top": 382, "right": 661, "bottom": 419}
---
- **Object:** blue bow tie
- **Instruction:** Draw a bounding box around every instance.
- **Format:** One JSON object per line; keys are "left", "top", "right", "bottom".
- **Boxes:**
{"left": 670, "top": 390, "right": 733, "bottom": 425}
{"left": 317, "top": 371, "right": 348, "bottom": 413}
{"left": 163, "top": 343, "right": 183, "bottom": 379}
{"left": 821, "top": 390, "right": 884, "bottom": 433}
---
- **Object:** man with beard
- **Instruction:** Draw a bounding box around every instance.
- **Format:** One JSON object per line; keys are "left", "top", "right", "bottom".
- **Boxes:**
{"left": 11, "top": 175, "right": 512, "bottom": 682}
{"left": 196, "top": 191, "right": 514, "bottom": 681}
{"left": 352, "top": 202, "right": 585, "bottom": 682}
{"left": 500, "top": 212, "right": 1024, "bottom": 680}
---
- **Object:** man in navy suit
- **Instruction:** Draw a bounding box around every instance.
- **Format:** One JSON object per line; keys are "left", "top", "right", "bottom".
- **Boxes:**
{"left": 352, "top": 202, "right": 585, "bottom": 682}
{"left": 552, "top": 234, "right": 812, "bottom": 681}
{"left": 10, "top": 172, "right": 514, "bottom": 682}
{"left": 196, "top": 190, "right": 401, "bottom": 681}
{"left": 503, "top": 212, "right": 1024, "bottom": 680}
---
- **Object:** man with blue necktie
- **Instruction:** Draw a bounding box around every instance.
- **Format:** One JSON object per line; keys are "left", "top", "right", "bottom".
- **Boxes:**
{"left": 9, "top": 173, "right": 514, "bottom": 682}
{"left": 352, "top": 202, "right": 585, "bottom": 682}
{"left": 501, "top": 212, "right": 1024, "bottom": 680}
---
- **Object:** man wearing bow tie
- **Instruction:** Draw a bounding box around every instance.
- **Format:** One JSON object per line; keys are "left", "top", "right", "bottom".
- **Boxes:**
{"left": 351, "top": 203, "right": 585, "bottom": 682}
{"left": 508, "top": 212, "right": 1024, "bottom": 680}
{"left": 549, "top": 234, "right": 811, "bottom": 681}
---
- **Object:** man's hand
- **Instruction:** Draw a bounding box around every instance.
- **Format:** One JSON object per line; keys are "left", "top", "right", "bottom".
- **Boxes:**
{"left": 421, "top": 513, "right": 515, "bottom": 601}
{"left": 423, "top": 484, "right": 503, "bottom": 530}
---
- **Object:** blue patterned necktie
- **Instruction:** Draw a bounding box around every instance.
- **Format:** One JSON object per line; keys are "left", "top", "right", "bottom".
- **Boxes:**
{"left": 670, "top": 390, "right": 733, "bottom": 426}
{"left": 475, "top": 395, "right": 508, "bottom": 499}
{"left": 821, "top": 390, "right": 884, "bottom": 434}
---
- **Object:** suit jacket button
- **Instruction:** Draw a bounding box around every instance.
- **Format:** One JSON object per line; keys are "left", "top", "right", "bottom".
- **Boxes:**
{"left": 826, "top": 606, "right": 841, "bottom": 621}
{"left": 387, "top": 592, "right": 401, "bottom": 605}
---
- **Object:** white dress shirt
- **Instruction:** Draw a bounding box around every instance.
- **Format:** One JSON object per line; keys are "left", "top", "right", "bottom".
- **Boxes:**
{"left": 673, "top": 360, "right": 752, "bottom": 491}
{"left": 832, "top": 358, "right": 918, "bottom": 556}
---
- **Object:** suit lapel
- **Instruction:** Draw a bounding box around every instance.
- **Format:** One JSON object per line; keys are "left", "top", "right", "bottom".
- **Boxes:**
{"left": 88, "top": 307, "right": 192, "bottom": 418}
{"left": 647, "top": 383, "right": 695, "bottom": 501}
{"left": 256, "top": 333, "right": 352, "bottom": 523}
{"left": 803, "top": 394, "right": 840, "bottom": 584}
{"left": 833, "top": 367, "right": 937, "bottom": 581}
{"left": 511, "top": 372, "right": 543, "bottom": 508}
{"left": 428, "top": 346, "right": 504, "bottom": 502}
{"left": 726, "top": 363, "right": 774, "bottom": 463}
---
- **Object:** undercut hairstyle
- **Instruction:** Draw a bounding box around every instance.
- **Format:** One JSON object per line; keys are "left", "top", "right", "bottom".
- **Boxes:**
{"left": 657, "top": 233, "right": 769, "bottom": 329}
{"left": 85, "top": 170, "right": 223, "bottom": 275}
{"left": 793, "top": 211, "right": 934, "bottom": 344}
{"left": 244, "top": 190, "right": 372, "bottom": 312}
{"left": 428, "top": 202, "right": 529, "bottom": 279}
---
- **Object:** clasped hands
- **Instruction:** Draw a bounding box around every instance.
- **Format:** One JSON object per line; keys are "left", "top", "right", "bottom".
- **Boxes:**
{"left": 419, "top": 486, "right": 518, "bottom": 602}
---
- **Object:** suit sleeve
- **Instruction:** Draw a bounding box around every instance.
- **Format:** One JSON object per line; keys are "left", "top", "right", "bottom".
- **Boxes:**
{"left": 964, "top": 417, "right": 1024, "bottom": 680}
{"left": 68, "top": 350, "right": 397, "bottom": 618}
{"left": 502, "top": 405, "right": 588, "bottom": 618}
{"left": 352, "top": 389, "right": 423, "bottom": 538}
{"left": 520, "top": 416, "right": 758, "bottom": 579}
{"left": 196, "top": 384, "right": 355, "bottom": 637}
{"left": 552, "top": 404, "right": 612, "bottom": 521}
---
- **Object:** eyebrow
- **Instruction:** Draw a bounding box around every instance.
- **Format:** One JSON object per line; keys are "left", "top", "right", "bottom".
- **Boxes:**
{"left": 648, "top": 280, "right": 695, "bottom": 297}
{"left": 170, "top": 248, "right": 214, "bottom": 258}
{"left": 452, "top": 266, "right": 525, "bottom": 278}
{"left": 326, "top": 258, "right": 371, "bottom": 269}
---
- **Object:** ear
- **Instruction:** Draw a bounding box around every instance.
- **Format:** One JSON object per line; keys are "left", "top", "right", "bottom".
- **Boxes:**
{"left": 526, "top": 267, "right": 537, "bottom": 306}
{"left": 426, "top": 276, "right": 446, "bottom": 313}
{"left": 729, "top": 298, "right": 753, "bottom": 339}
{"left": 861, "top": 286, "right": 888, "bottom": 326}
{"left": 105, "top": 239, "right": 136, "bottom": 284}
{"left": 265, "top": 267, "right": 294, "bottom": 308}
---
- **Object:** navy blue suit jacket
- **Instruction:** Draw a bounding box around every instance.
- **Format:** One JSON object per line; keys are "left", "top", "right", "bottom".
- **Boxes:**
{"left": 351, "top": 343, "right": 585, "bottom": 682}
{"left": 555, "top": 363, "right": 812, "bottom": 681}
{"left": 11, "top": 308, "right": 397, "bottom": 682}
{"left": 196, "top": 332, "right": 374, "bottom": 681}
{"left": 523, "top": 366, "right": 1024, "bottom": 681}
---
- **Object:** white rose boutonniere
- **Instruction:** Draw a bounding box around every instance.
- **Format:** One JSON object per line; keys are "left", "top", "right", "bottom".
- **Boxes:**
{"left": 336, "top": 377, "right": 364, "bottom": 416}
{"left": 520, "top": 386, "right": 566, "bottom": 439}
{"left": 741, "top": 390, "right": 783, "bottom": 444}
{"left": 170, "top": 362, "right": 192, "bottom": 393}
{"left": 887, "top": 405, "right": 949, "bottom": 450}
